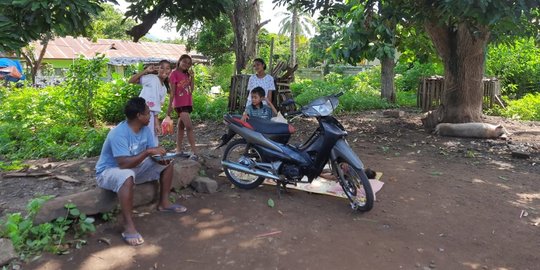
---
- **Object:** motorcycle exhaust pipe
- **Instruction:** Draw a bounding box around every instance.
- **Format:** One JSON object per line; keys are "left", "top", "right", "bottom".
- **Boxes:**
{"left": 221, "top": 161, "right": 280, "bottom": 180}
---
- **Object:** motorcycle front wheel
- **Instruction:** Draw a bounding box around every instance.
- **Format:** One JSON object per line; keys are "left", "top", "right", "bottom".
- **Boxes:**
{"left": 222, "top": 139, "right": 266, "bottom": 189}
{"left": 335, "top": 161, "right": 374, "bottom": 212}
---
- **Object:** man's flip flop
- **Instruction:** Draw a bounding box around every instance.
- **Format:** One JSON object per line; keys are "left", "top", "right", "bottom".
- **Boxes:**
{"left": 122, "top": 232, "right": 144, "bottom": 246}
{"left": 158, "top": 204, "right": 187, "bottom": 213}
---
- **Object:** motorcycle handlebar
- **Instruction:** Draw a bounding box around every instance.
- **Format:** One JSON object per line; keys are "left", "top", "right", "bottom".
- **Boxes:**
{"left": 334, "top": 92, "right": 344, "bottom": 98}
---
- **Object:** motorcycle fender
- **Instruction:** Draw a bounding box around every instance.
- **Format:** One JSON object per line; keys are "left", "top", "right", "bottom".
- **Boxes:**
{"left": 330, "top": 139, "right": 365, "bottom": 170}
{"left": 229, "top": 124, "right": 284, "bottom": 153}
{"left": 216, "top": 129, "right": 236, "bottom": 149}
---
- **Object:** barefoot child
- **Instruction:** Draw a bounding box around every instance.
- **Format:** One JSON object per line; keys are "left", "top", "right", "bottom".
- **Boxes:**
{"left": 167, "top": 54, "right": 198, "bottom": 160}
{"left": 241, "top": 87, "right": 278, "bottom": 121}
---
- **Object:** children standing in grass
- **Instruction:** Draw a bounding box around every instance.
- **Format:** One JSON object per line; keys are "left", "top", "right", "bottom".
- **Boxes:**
{"left": 167, "top": 54, "right": 198, "bottom": 160}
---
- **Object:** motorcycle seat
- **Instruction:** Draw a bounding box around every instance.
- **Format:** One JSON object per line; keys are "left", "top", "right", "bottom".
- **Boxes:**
{"left": 247, "top": 117, "right": 296, "bottom": 134}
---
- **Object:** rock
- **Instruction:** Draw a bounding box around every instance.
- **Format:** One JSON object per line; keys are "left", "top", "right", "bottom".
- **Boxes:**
{"left": 383, "top": 110, "right": 405, "bottom": 118}
{"left": 0, "top": 238, "right": 17, "bottom": 266}
{"left": 511, "top": 151, "right": 530, "bottom": 159}
{"left": 173, "top": 159, "right": 202, "bottom": 189}
{"left": 191, "top": 177, "right": 218, "bottom": 194}
{"left": 35, "top": 182, "right": 159, "bottom": 224}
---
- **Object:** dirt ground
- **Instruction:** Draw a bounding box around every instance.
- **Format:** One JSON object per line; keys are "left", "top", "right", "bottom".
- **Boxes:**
{"left": 3, "top": 110, "right": 539, "bottom": 270}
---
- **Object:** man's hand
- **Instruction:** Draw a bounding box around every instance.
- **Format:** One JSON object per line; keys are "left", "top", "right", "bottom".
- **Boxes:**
{"left": 241, "top": 113, "right": 249, "bottom": 122}
{"left": 147, "top": 147, "right": 166, "bottom": 156}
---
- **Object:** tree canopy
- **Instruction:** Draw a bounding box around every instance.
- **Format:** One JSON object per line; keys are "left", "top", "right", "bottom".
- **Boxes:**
{"left": 124, "top": 0, "right": 232, "bottom": 42}
{"left": 0, "top": 0, "right": 107, "bottom": 52}
{"left": 187, "top": 15, "right": 235, "bottom": 66}
{"left": 86, "top": 3, "right": 137, "bottom": 40}
{"left": 277, "top": 0, "right": 540, "bottom": 124}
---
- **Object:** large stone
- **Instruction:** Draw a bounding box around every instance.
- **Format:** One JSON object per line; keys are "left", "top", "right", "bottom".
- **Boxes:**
{"left": 191, "top": 177, "right": 218, "bottom": 194}
{"left": 34, "top": 182, "right": 159, "bottom": 224}
{"left": 0, "top": 238, "right": 17, "bottom": 266}
{"left": 172, "top": 159, "right": 201, "bottom": 189}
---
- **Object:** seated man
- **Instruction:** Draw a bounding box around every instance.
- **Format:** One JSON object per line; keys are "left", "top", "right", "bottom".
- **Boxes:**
{"left": 95, "top": 97, "right": 186, "bottom": 246}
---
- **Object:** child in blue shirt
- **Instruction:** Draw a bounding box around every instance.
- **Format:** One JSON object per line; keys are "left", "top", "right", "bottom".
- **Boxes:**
{"left": 241, "top": 87, "right": 277, "bottom": 121}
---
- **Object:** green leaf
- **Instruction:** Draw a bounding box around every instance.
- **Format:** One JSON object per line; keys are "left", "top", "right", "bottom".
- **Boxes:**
{"left": 267, "top": 198, "right": 275, "bottom": 208}
{"left": 84, "top": 217, "right": 95, "bottom": 224}
{"left": 64, "top": 203, "right": 76, "bottom": 209}
{"left": 69, "top": 208, "right": 80, "bottom": 216}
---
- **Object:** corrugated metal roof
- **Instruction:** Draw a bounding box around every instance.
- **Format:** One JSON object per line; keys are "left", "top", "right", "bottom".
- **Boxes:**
{"left": 30, "top": 36, "right": 204, "bottom": 64}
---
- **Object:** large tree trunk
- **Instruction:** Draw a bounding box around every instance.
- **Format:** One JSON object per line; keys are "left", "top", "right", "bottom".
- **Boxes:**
{"left": 423, "top": 22, "right": 490, "bottom": 129}
{"left": 229, "top": 0, "right": 263, "bottom": 74}
{"left": 380, "top": 56, "right": 396, "bottom": 103}
{"left": 289, "top": 5, "right": 298, "bottom": 68}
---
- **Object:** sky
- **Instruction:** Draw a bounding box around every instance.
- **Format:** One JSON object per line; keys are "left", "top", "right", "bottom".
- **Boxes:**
{"left": 115, "top": 0, "right": 290, "bottom": 40}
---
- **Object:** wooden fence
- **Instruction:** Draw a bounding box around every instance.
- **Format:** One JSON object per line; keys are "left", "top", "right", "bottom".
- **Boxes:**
{"left": 228, "top": 62, "right": 298, "bottom": 113}
{"left": 228, "top": 74, "right": 251, "bottom": 113}
{"left": 417, "top": 77, "right": 503, "bottom": 112}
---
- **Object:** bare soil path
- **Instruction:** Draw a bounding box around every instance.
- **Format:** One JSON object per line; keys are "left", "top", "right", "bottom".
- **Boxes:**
{"left": 8, "top": 111, "right": 540, "bottom": 270}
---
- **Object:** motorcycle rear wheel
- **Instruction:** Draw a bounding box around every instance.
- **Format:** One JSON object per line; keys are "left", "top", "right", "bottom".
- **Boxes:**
{"left": 335, "top": 161, "right": 374, "bottom": 212}
{"left": 222, "top": 139, "right": 266, "bottom": 189}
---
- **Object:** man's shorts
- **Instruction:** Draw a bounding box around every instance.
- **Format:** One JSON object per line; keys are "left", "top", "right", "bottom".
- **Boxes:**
{"left": 96, "top": 157, "right": 168, "bottom": 193}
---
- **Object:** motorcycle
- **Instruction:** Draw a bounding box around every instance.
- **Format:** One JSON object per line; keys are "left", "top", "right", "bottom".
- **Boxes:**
{"left": 218, "top": 92, "right": 374, "bottom": 212}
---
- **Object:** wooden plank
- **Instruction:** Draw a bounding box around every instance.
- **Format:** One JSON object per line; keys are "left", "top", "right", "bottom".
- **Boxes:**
{"left": 4, "top": 172, "right": 52, "bottom": 178}
{"left": 55, "top": 175, "right": 80, "bottom": 183}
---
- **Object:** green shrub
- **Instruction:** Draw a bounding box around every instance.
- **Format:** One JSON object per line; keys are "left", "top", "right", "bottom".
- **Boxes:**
{"left": 0, "top": 122, "right": 108, "bottom": 162}
{"left": 500, "top": 93, "right": 540, "bottom": 120}
{"left": 94, "top": 73, "right": 141, "bottom": 124}
{"left": 64, "top": 55, "right": 109, "bottom": 126}
{"left": 0, "top": 197, "right": 96, "bottom": 259}
{"left": 292, "top": 68, "right": 419, "bottom": 111}
{"left": 395, "top": 61, "right": 443, "bottom": 92}
{"left": 396, "top": 90, "right": 417, "bottom": 107}
{"left": 207, "top": 59, "right": 235, "bottom": 92}
{"left": 486, "top": 38, "right": 540, "bottom": 97}
{"left": 191, "top": 93, "right": 229, "bottom": 120}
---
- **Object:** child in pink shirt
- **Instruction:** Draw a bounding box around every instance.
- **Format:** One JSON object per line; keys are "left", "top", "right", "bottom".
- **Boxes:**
{"left": 167, "top": 54, "right": 198, "bottom": 160}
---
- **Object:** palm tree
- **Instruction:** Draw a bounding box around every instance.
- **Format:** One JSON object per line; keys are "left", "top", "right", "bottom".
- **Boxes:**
{"left": 278, "top": 3, "right": 315, "bottom": 67}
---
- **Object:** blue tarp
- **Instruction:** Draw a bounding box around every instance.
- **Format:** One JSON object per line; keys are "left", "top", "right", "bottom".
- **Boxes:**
{"left": 0, "top": 58, "right": 25, "bottom": 82}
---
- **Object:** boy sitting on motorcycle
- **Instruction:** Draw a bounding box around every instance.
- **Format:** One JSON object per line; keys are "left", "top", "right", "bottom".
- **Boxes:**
{"left": 241, "top": 87, "right": 277, "bottom": 121}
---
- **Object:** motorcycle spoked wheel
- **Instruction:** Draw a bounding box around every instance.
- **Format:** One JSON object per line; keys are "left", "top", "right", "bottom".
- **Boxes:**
{"left": 335, "top": 161, "right": 374, "bottom": 212}
{"left": 222, "top": 139, "right": 266, "bottom": 189}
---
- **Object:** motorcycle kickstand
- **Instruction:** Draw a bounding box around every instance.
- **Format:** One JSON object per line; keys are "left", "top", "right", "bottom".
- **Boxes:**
{"left": 276, "top": 181, "right": 288, "bottom": 199}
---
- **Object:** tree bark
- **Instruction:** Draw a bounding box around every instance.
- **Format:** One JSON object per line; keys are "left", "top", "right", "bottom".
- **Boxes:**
{"left": 229, "top": 0, "right": 261, "bottom": 74}
{"left": 423, "top": 22, "right": 490, "bottom": 128}
{"left": 289, "top": 5, "right": 298, "bottom": 68}
{"left": 380, "top": 56, "right": 396, "bottom": 103}
{"left": 21, "top": 38, "right": 50, "bottom": 85}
